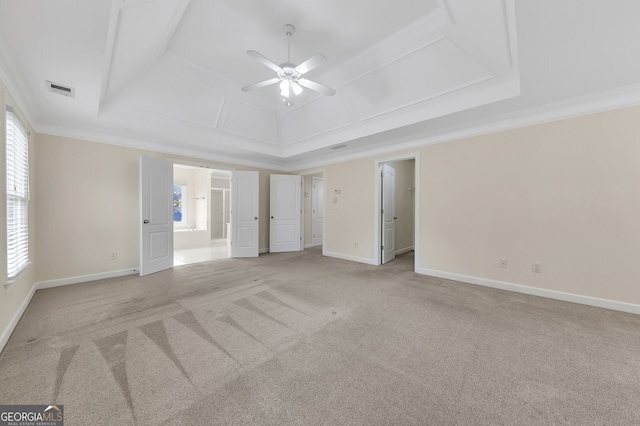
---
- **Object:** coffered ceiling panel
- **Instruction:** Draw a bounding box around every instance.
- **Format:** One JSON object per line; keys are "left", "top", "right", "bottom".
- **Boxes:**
{"left": 101, "top": 0, "right": 190, "bottom": 102}
{"left": 128, "top": 55, "right": 226, "bottom": 129}
{"left": 281, "top": 95, "right": 352, "bottom": 145}
{"left": 221, "top": 99, "right": 279, "bottom": 145}
{"left": 342, "top": 37, "right": 494, "bottom": 123}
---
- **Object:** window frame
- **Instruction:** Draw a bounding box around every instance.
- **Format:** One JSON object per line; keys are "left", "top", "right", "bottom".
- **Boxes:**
{"left": 6, "top": 105, "right": 30, "bottom": 285}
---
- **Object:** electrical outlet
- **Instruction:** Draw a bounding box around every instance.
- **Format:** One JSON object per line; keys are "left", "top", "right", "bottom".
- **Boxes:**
{"left": 532, "top": 262, "right": 542, "bottom": 273}
{"left": 499, "top": 259, "right": 508, "bottom": 269}
{"left": 110, "top": 252, "right": 118, "bottom": 260}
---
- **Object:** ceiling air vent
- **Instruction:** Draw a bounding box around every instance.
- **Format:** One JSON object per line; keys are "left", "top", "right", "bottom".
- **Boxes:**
{"left": 330, "top": 144, "right": 347, "bottom": 150}
{"left": 46, "top": 80, "right": 75, "bottom": 98}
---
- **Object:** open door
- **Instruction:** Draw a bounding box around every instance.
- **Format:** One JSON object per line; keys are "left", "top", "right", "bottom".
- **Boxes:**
{"left": 270, "top": 174, "right": 302, "bottom": 253}
{"left": 381, "top": 164, "right": 396, "bottom": 264}
{"left": 230, "top": 171, "right": 259, "bottom": 257}
{"left": 140, "top": 155, "right": 173, "bottom": 276}
{"left": 312, "top": 177, "right": 324, "bottom": 247}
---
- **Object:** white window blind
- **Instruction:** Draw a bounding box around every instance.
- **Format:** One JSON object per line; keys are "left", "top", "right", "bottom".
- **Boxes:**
{"left": 6, "top": 107, "right": 29, "bottom": 280}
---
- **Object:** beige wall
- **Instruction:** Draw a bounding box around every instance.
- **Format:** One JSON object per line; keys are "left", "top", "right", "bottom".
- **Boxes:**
{"left": 386, "top": 160, "right": 415, "bottom": 253}
{"left": 35, "top": 134, "right": 277, "bottom": 282}
{"left": 323, "top": 158, "right": 376, "bottom": 260}
{"left": 420, "top": 107, "right": 640, "bottom": 304}
{"left": 321, "top": 106, "right": 640, "bottom": 305}
{"left": 0, "top": 82, "right": 37, "bottom": 344}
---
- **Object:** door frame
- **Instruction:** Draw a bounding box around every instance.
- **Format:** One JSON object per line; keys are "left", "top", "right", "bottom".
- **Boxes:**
{"left": 373, "top": 153, "right": 420, "bottom": 269}
{"left": 300, "top": 170, "right": 326, "bottom": 253}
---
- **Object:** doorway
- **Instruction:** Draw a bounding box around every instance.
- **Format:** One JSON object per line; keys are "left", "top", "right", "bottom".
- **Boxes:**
{"left": 173, "top": 164, "right": 231, "bottom": 265}
{"left": 376, "top": 156, "right": 417, "bottom": 268}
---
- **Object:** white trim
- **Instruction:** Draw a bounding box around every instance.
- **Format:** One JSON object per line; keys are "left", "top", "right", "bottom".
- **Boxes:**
{"left": 323, "top": 251, "right": 377, "bottom": 266}
{"left": 36, "top": 121, "right": 289, "bottom": 172}
{"left": 259, "top": 248, "right": 269, "bottom": 254}
{"left": 395, "top": 246, "right": 414, "bottom": 256}
{"left": 415, "top": 267, "right": 640, "bottom": 315}
{"left": 0, "top": 284, "right": 36, "bottom": 354}
{"left": 283, "top": 82, "right": 640, "bottom": 172}
{"left": 35, "top": 268, "right": 138, "bottom": 290}
{"left": 304, "top": 243, "right": 314, "bottom": 248}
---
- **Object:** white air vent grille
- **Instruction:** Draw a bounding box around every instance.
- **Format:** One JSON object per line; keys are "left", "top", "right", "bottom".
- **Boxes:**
{"left": 46, "top": 81, "right": 75, "bottom": 98}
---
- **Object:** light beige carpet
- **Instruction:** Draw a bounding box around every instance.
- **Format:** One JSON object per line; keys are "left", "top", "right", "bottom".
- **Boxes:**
{"left": 1, "top": 248, "right": 640, "bottom": 425}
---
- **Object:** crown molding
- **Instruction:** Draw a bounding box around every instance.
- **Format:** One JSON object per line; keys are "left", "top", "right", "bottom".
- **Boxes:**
{"left": 36, "top": 121, "right": 288, "bottom": 171}
{"left": 284, "top": 82, "right": 640, "bottom": 171}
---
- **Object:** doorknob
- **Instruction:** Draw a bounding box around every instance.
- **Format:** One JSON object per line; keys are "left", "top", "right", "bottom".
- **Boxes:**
{"left": 143, "top": 220, "right": 149, "bottom": 224}
{"left": 254, "top": 217, "right": 258, "bottom": 220}
{"left": 393, "top": 217, "right": 398, "bottom": 220}
{"left": 271, "top": 216, "right": 274, "bottom": 219}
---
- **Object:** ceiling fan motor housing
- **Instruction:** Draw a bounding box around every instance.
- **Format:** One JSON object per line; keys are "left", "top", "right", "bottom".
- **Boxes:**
{"left": 278, "top": 63, "right": 300, "bottom": 82}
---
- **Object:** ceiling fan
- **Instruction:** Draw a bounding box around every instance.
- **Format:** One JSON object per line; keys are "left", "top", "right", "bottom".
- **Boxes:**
{"left": 241, "top": 24, "right": 335, "bottom": 106}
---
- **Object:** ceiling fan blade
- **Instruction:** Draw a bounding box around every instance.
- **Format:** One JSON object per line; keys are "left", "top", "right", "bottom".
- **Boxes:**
{"left": 295, "top": 54, "right": 327, "bottom": 75}
{"left": 298, "top": 78, "right": 336, "bottom": 97}
{"left": 246, "top": 50, "right": 282, "bottom": 73}
{"left": 241, "top": 77, "right": 281, "bottom": 92}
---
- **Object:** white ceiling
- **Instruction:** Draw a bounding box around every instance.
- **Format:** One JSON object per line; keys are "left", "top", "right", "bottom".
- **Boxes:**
{"left": 0, "top": 0, "right": 639, "bottom": 171}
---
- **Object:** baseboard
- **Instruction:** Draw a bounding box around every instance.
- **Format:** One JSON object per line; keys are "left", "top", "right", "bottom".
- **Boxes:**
{"left": 0, "top": 284, "right": 37, "bottom": 354}
{"left": 395, "top": 246, "right": 414, "bottom": 256}
{"left": 35, "top": 268, "right": 138, "bottom": 290}
{"left": 259, "top": 248, "right": 269, "bottom": 254}
{"left": 324, "top": 251, "right": 377, "bottom": 266}
{"left": 415, "top": 267, "right": 640, "bottom": 315}
{"left": 304, "top": 244, "right": 314, "bottom": 248}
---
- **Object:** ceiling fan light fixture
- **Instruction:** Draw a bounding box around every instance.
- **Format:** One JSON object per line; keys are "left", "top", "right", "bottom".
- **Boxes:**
{"left": 292, "top": 81, "right": 303, "bottom": 96}
{"left": 242, "top": 24, "right": 335, "bottom": 101}
{"left": 279, "top": 80, "right": 290, "bottom": 97}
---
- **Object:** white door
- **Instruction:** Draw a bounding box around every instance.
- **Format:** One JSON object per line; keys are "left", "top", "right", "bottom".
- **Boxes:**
{"left": 140, "top": 155, "right": 174, "bottom": 276}
{"left": 312, "top": 177, "right": 324, "bottom": 247}
{"left": 381, "top": 164, "right": 396, "bottom": 264}
{"left": 230, "top": 171, "right": 259, "bottom": 257}
{"left": 270, "top": 174, "right": 302, "bottom": 253}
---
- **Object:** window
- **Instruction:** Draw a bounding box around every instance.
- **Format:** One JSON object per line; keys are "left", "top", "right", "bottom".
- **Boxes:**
{"left": 173, "top": 184, "right": 186, "bottom": 226}
{"left": 6, "top": 107, "right": 29, "bottom": 281}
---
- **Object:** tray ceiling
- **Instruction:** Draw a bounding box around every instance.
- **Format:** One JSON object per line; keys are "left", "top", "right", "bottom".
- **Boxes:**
{"left": 0, "top": 0, "right": 639, "bottom": 170}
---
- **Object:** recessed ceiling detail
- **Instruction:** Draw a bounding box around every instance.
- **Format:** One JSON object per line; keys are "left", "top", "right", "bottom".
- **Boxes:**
{"left": 4, "top": 0, "right": 639, "bottom": 171}
{"left": 100, "top": 0, "right": 191, "bottom": 107}
{"left": 0, "top": 0, "right": 519, "bottom": 168}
